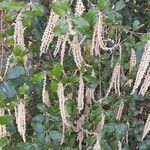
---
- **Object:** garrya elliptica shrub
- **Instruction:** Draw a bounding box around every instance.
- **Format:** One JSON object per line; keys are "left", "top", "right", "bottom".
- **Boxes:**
{"left": 0, "top": 0, "right": 150, "bottom": 149}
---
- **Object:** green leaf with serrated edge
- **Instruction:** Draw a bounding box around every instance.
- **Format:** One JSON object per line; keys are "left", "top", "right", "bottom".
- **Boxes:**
{"left": 52, "top": 1, "right": 69, "bottom": 15}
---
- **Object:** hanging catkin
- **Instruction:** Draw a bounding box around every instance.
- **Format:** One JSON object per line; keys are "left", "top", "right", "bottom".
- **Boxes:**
{"left": 42, "top": 72, "right": 51, "bottom": 107}
{"left": 2, "top": 11, "right": 25, "bottom": 80}
{"left": 125, "top": 47, "right": 134, "bottom": 87}
{"left": 75, "top": 0, "right": 85, "bottom": 17}
{"left": 71, "top": 33, "right": 85, "bottom": 68}
{"left": 14, "top": 4, "right": 33, "bottom": 73}
{"left": 118, "top": 141, "right": 122, "bottom": 150}
{"left": 132, "top": 41, "right": 150, "bottom": 94}
{"left": 116, "top": 101, "right": 124, "bottom": 121}
{"left": 95, "top": 112, "right": 105, "bottom": 132}
{"left": 85, "top": 87, "right": 93, "bottom": 105}
{"left": 139, "top": 67, "right": 150, "bottom": 96}
{"left": 104, "top": 62, "right": 121, "bottom": 99}
{"left": 14, "top": 13, "right": 25, "bottom": 47}
{"left": 94, "top": 112, "right": 105, "bottom": 150}
{"left": 129, "top": 48, "right": 136, "bottom": 72}
{"left": 15, "top": 99, "right": 26, "bottom": 142}
{"left": 85, "top": 70, "right": 96, "bottom": 102}
{"left": 126, "top": 121, "right": 129, "bottom": 144}
{"left": 60, "top": 34, "right": 68, "bottom": 65}
{"left": 93, "top": 135, "right": 101, "bottom": 150}
{"left": 91, "top": 12, "right": 103, "bottom": 56}
{"left": 76, "top": 115, "right": 85, "bottom": 150}
{"left": 91, "top": 12, "right": 115, "bottom": 56}
{"left": 40, "top": 10, "right": 59, "bottom": 56}
{"left": 57, "top": 83, "right": 69, "bottom": 125}
{"left": 57, "top": 83, "right": 70, "bottom": 144}
{"left": 142, "top": 114, "right": 150, "bottom": 140}
{"left": 77, "top": 74, "right": 85, "bottom": 113}
{"left": 0, "top": 108, "right": 7, "bottom": 138}
{"left": 53, "top": 36, "right": 63, "bottom": 57}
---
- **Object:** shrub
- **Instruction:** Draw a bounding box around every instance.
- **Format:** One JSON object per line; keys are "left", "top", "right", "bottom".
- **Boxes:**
{"left": 0, "top": 0, "right": 150, "bottom": 149}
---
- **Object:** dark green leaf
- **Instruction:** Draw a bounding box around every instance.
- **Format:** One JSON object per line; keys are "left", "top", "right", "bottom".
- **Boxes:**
{"left": 0, "top": 82, "right": 16, "bottom": 98}
{"left": 5, "top": 28, "right": 14, "bottom": 36}
{"left": 32, "top": 123, "right": 45, "bottom": 133}
{"left": 52, "top": 1, "right": 69, "bottom": 15}
{"left": 84, "top": 8, "right": 97, "bottom": 26}
{"left": 133, "top": 20, "right": 140, "bottom": 30}
{"left": 16, "top": 143, "right": 31, "bottom": 150}
{"left": 84, "top": 76, "right": 98, "bottom": 88}
{"left": 72, "top": 17, "right": 90, "bottom": 34}
{"left": 32, "top": 72, "right": 44, "bottom": 83}
{"left": 52, "top": 63, "right": 63, "bottom": 77}
{"left": 0, "top": 116, "right": 11, "bottom": 125}
{"left": 62, "top": 76, "right": 80, "bottom": 84}
{"left": 115, "top": 123, "right": 127, "bottom": 139}
{"left": 98, "top": 0, "right": 109, "bottom": 11}
{"left": 53, "top": 19, "right": 68, "bottom": 35}
{"left": 49, "top": 130, "right": 62, "bottom": 142}
{"left": 3, "top": 11, "right": 16, "bottom": 22}
{"left": 84, "top": 136, "right": 96, "bottom": 145}
{"left": 18, "top": 84, "right": 29, "bottom": 95}
{"left": 37, "top": 104, "right": 47, "bottom": 113}
{"left": 6, "top": 66, "right": 25, "bottom": 79}
{"left": 31, "top": 2, "right": 44, "bottom": 16}
{"left": 22, "top": 14, "right": 32, "bottom": 27}
{"left": 32, "top": 115, "right": 45, "bottom": 124}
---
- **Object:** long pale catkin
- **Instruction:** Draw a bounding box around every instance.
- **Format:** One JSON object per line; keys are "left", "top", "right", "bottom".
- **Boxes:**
{"left": 139, "top": 67, "right": 150, "bottom": 96}
{"left": 42, "top": 72, "right": 51, "bottom": 107}
{"left": 40, "top": 11, "right": 59, "bottom": 55}
{"left": 142, "top": 114, "right": 150, "bottom": 140}
{"left": 93, "top": 135, "right": 101, "bottom": 150}
{"left": 77, "top": 74, "right": 85, "bottom": 113}
{"left": 132, "top": 41, "right": 150, "bottom": 94}
{"left": 129, "top": 48, "right": 136, "bottom": 72}
{"left": 14, "top": 13, "right": 25, "bottom": 47}
{"left": 0, "top": 108, "right": 7, "bottom": 138}
{"left": 57, "top": 83, "right": 69, "bottom": 125}
{"left": 104, "top": 62, "right": 121, "bottom": 99}
{"left": 57, "top": 83, "right": 70, "bottom": 144}
{"left": 116, "top": 101, "right": 124, "bottom": 121}
{"left": 15, "top": 99, "right": 26, "bottom": 142}
{"left": 71, "top": 33, "right": 85, "bottom": 68}
{"left": 75, "top": 0, "right": 85, "bottom": 17}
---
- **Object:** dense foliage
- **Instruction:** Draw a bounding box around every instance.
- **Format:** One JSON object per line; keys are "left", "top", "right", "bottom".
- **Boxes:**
{"left": 0, "top": 0, "right": 150, "bottom": 149}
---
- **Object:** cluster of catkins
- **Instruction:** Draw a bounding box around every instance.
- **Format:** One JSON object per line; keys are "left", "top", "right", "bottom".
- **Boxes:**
{"left": 1, "top": 0, "right": 150, "bottom": 149}
{"left": 1, "top": 2, "right": 32, "bottom": 142}
{"left": 39, "top": 0, "right": 150, "bottom": 148}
